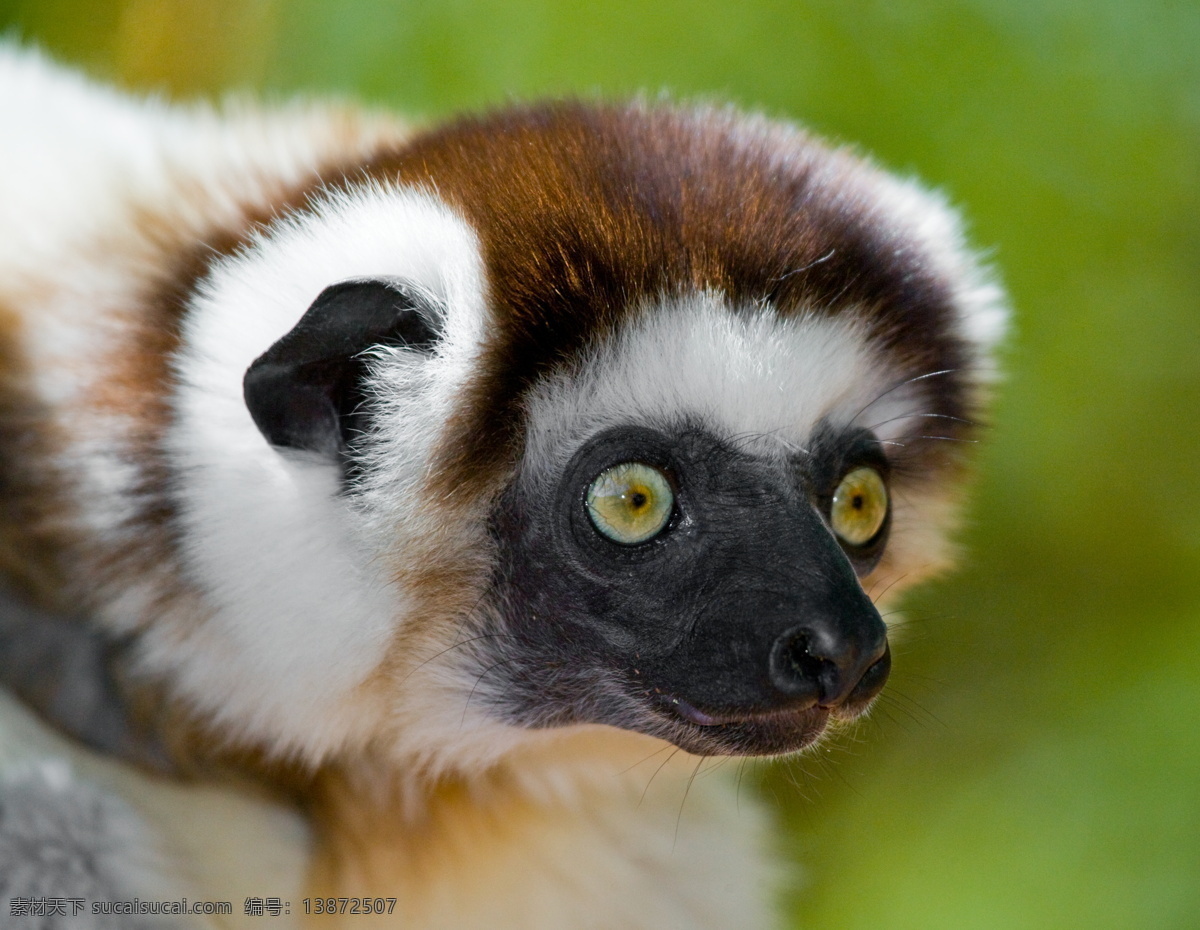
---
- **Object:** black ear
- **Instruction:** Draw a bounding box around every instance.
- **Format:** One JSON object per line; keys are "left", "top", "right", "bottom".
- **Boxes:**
{"left": 243, "top": 278, "right": 439, "bottom": 457}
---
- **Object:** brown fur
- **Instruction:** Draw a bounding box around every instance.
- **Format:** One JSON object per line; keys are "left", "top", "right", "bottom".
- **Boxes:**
{"left": 0, "top": 300, "right": 76, "bottom": 608}
{"left": 343, "top": 103, "right": 978, "bottom": 507}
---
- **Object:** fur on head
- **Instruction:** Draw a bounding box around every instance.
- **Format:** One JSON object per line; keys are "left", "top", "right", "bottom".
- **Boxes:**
{"left": 148, "top": 101, "right": 1004, "bottom": 782}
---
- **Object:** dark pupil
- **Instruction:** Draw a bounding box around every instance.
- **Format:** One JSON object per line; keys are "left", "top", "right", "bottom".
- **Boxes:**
{"left": 630, "top": 491, "right": 648, "bottom": 509}
{"left": 852, "top": 494, "right": 864, "bottom": 510}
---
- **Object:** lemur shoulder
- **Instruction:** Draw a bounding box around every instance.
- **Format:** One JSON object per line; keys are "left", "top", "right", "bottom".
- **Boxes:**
{"left": 0, "top": 46, "right": 1005, "bottom": 929}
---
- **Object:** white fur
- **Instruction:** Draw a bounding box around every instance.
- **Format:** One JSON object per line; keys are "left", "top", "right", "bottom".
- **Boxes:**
{"left": 850, "top": 169, "right": 1009, "bottom": 372}
{"left": 162, "top": 186, "right": 488, "bottom": 762}
{"left": 522, "top": 293, "right": 893, "bottom": 478}
{"left": 0, "top": 44, "right": 415, "bottom": 757}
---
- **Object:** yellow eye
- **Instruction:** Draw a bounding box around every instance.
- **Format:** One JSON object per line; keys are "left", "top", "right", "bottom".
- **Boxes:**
{"left": 586, "top": 462, "right": 674, "bottom": 545}
{"left": 830, "top": 467, "right": 889, "bottom": 547}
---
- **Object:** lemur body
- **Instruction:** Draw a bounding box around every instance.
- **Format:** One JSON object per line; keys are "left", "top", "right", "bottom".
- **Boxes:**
{"left": 0, "top": 47, "right": 1005, "bottom": 928}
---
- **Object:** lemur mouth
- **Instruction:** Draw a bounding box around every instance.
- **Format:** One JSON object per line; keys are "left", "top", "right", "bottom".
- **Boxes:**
{"left": 648, "top": 674, "right": 884, "bottom": 757}
{"left": 646, "top": 696, "right": 832, "bottom": 757}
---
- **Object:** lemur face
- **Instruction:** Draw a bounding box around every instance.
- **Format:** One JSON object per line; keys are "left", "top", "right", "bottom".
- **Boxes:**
{"left": 186, "top": 102, "right": 1003, "bottom": 768}
{"left": 487, "top": 418, "right": 893, "bottom": 756}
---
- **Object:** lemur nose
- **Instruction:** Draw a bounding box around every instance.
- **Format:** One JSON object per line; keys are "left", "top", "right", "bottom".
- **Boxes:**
{"left": 769, "top": 623, "right": 890, "bottom": 707}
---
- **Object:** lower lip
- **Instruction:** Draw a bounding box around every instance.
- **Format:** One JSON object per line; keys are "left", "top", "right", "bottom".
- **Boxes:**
{"left": 655, "top": 695, "right": 834, "bottom": 755}
{"left": 666, "top": 697, "right": 726, "bottom": 726}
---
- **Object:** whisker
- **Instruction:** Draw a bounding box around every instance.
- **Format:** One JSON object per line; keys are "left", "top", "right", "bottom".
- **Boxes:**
{"left": 883, "top": 688, "right": 949, "bottom": 729}
{"left": 868, "top": 571, "right": 915, "bottom": 604}
{"left": 814, "top": 750, "right": 861, "bottom": 799}
{"left": 401, "top": 631, "right": 511, "bottom": 687}
{"left": 864, "top": 411, "right": 976, "bottom": 433}
{"left": 848, "top": 368, "right": 962, "bottom": 426}
{"left": 615, "top": 743, "right": 672, "bottom": 777}
{"left": 873, "top": 702, "right": 912, "bottom": 736}
{"left": 735, "top": 758, "right": 749, "bottom": 814}
{"left": 874, "top": 691, "right": 938, "bottom": 730}
{"left": 699, "top": 757, "right": 729, "bottom": 779}
{"left": 639, "top": 747, "right": 682, "bottom": 809}
{"left": 724, "top": 426, "right": 811, "bottom": 457}
{"left": 460, "top": 657, "right": 517, "bottom": 727}
{"left": 441, "top": 583, "right": 504, "bottom": 661}
{"left": 783, "top": 759, "right": 821, "bottom": 805}
{"left": 674, "top": 756, "right": 707, "bottom": 849}
{"left": 770, "top": 248, "right": 836, "bottom": 283}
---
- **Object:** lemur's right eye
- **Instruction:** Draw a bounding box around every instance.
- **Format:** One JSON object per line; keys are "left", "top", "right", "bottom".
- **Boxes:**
{"left": 586, "top": 462, "right": 674, "bottom": 545}
{"left": 830, "top": 466, "right": 889, "bottom": 547}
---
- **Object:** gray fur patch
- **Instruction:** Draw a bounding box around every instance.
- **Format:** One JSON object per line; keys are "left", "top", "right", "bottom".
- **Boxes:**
{"left": 0, "top": 586, "right": 173, "bottom": 772}
{"left": 0, "top": 763, "right": 191, "bottom": 928}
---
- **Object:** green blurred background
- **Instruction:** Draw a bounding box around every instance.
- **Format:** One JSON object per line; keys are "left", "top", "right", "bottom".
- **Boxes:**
{"left": 3, "top": 0, "right": 1197, "bottom": 926}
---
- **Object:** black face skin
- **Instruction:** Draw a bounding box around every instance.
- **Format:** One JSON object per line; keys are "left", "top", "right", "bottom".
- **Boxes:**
{"left": 484, "top": 421, "right": 893, "bottom": 757}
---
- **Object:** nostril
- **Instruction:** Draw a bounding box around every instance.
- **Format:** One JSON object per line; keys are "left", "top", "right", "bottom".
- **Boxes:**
{"left": 769, "top": 628, "right": 831, "bottom": 701}
{"left": 783, "top": 632, "right": 828, "bottom": 682}
{"left": 846, "top": 643, "right": 892, "bottom": 705}
{"left": 769, "top": 625, "right": 887, "bottom": 707}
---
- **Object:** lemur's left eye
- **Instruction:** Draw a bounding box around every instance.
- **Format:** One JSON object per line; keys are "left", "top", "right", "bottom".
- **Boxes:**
{"left": 586, "top": 462, "right": 673, "bottom": 545}
{"left": 830, "top": 467, "right": 889, "bottom": 547}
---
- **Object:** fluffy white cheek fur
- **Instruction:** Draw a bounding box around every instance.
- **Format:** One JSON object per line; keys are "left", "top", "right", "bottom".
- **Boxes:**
{"left": 160, "top": 186, "right": 488, "bottom": 762}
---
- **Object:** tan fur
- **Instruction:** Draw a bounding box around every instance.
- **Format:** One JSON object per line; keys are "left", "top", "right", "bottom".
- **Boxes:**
{"left": 306, "top": 730, "right": 776, "bottom": 930}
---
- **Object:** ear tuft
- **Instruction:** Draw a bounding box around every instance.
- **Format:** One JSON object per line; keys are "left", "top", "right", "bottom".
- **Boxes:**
{"left": 243, "top": 278, "right": 439, "bottom": 458}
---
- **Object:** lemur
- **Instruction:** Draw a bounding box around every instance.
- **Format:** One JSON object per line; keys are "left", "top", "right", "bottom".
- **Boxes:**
{"left": 0, "top": 46, "right": 1005, "bottom": 929}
